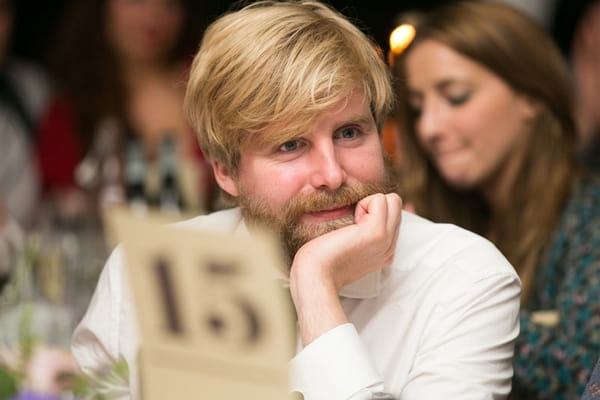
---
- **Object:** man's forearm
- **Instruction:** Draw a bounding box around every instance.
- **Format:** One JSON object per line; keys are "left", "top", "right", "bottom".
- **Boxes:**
{"left": 290, "top": 267, "right": 348, "bottom": 345}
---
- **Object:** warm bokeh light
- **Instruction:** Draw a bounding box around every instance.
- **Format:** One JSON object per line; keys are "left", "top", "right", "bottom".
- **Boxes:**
{"left": 389, "top": 24, "right": 416, "bottom": 55}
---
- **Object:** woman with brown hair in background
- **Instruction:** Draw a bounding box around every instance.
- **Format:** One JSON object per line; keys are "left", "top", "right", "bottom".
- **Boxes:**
{"left": 36, "top": 0, "right": 215, "bottom": 219}
{"left": 395, "top": 1, "right": 600, "bottom": 398}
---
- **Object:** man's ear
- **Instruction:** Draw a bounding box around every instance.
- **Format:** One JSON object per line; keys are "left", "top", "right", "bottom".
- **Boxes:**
{"left": 212, "top": 161, "right": 240, "bottom": 197}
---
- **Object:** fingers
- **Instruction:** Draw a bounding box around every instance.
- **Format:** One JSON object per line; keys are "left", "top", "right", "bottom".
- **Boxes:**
{"left": 385, "top": 193, "right": 402, "bottom": 233}
{"left": 355, "top": 192, "right": 402, "bottom": 224}
{"left": 385, "top": 193, "right": 402, "bottom": 264}
{"left": 355, "top": 193, "right": 402, "bottom": 257}
{"left": 293, "top": 192, "right": 403, "bottom": 291}
{"left": 355, "top": 192, "right": 396, "bottom": 223}
{"left": 354, "top": 192, "right": 387, "bottom": 222}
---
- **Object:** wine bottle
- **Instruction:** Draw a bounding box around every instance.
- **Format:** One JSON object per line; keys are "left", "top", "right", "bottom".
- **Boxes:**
{"left": 124, "top": 139, "right": 148, "bottom": 215}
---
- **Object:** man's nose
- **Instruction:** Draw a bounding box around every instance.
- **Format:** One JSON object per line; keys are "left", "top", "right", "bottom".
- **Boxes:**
{"left": 308, "top": 142, "right": 345, "bottom": 190}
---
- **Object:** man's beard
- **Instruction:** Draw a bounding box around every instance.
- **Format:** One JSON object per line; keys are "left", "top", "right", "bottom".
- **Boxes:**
{"left": 239, "top": 164, "right": 399, "bottom": 265}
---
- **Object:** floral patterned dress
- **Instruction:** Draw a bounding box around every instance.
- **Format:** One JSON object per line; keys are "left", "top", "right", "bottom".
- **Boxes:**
{"left": 513, "top": 173, "right": 600, "bottom": 399}
{"left": 583, "top": 357, "right": 600, "bottom": 400}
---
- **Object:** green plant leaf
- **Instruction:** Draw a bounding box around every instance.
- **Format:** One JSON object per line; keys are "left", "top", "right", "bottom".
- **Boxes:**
{"left": 0, "top": 366, "right": 17, "bottom": 399}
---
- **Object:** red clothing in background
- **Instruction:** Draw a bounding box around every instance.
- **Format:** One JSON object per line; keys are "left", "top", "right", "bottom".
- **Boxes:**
{"left": 35, "top": 96, "right": 213, "bottom": 198}
{"left": 36, "top": 97, "right": 83, "bottom": 190}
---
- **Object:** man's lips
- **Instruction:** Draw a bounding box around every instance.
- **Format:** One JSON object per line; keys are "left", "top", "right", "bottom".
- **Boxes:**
{"left": 300, "top": 204, "right": 355, "bottom": 223}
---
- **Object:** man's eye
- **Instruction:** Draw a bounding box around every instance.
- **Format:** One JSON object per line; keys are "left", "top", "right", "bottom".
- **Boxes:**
{"left": 279, "top": 140, "right": 299, "bottom": 152}
{"left": 337, "top": 127, "right": 359, "bottom": 139}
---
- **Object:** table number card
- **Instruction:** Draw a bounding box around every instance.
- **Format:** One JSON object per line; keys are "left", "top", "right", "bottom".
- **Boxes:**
{"left": 108, "top": 209, "right": 296, "bottom": 400}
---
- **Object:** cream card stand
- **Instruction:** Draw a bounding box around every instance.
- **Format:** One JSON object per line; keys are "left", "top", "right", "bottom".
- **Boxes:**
{"left": 108, "top": 208, "right": 296, "bottom": 400}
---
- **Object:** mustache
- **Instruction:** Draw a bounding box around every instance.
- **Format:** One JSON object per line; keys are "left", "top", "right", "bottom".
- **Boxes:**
{"left": 281, "top": 182, "right": 393, "bottom": 224}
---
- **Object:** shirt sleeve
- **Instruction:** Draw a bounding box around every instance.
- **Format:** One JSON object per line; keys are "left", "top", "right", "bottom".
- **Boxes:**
{"left": 289, "top": 323, "right": 384, "bottom": 400}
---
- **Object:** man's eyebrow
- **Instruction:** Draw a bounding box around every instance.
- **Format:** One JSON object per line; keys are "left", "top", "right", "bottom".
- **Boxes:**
{"left": 333, "top": 114, "right": 375, "bottom": 131}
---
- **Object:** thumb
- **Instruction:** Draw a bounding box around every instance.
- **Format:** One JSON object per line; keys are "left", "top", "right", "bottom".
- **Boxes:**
{"left": 354, "top": 201, "right": 369, "bottom": 222}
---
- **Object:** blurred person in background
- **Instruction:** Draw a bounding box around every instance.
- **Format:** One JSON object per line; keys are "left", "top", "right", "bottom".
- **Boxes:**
{"left": 0, "top": 0, "right": 50, "bottom": 285}
{"left": 570, "top": 0, "right": 600, "bottom": 171}
{"left": 384, "top": 11, "right": 424, "bottom": 173}
{"left": 395, "top": 1, "right": 600, "bottom": 399}
{"left": 36, "top": 0, "right": 215, "bottom": 222}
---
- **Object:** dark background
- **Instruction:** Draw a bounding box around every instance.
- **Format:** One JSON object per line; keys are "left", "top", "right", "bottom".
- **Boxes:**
{"left": 9, "top": 0, "right": 595, "bottom": 68}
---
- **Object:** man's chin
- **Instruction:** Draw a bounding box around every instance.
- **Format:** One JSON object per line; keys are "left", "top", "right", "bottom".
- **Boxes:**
{"left": 284, "top": 215, "right": 354, "bottom": 259}
{"left": 300, "top": 215, "right": 355, "bottom": 237}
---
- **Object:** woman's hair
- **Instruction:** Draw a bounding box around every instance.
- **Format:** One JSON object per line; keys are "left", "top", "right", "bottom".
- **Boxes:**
{"left": 184, "top": 0, "right": 394, "bottom": 172}
{"left": 396, "top": 0, "right": 578, "bottom": 304}
{"left": 48, "top": 0, "right": 205, "bottom": 150}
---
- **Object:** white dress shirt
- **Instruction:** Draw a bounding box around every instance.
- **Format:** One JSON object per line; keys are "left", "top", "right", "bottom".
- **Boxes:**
{"left": 71, "top": 208, "right": 521, "bottom": 400}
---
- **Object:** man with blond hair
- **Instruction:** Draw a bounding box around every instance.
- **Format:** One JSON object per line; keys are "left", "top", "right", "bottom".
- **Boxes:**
{"left": 72, "top": 2, "right": 521, "bottom": 399}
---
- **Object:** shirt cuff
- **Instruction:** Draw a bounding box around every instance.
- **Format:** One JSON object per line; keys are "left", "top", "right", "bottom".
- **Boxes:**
{"left": 289, "top": 323, "right": 382, "bottom": 400}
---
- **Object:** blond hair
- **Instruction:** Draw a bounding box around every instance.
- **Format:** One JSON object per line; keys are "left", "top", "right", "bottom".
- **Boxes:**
{"left": 184, "top": 0, "right": 393, "bottom": 172}
{"left": 396, "top": 0, "right": 578, "bottom": 304}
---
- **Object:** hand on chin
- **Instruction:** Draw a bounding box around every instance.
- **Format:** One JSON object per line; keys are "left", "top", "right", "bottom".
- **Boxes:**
{"left": 290, "top": 192, "right": 403, "bottom": 292}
